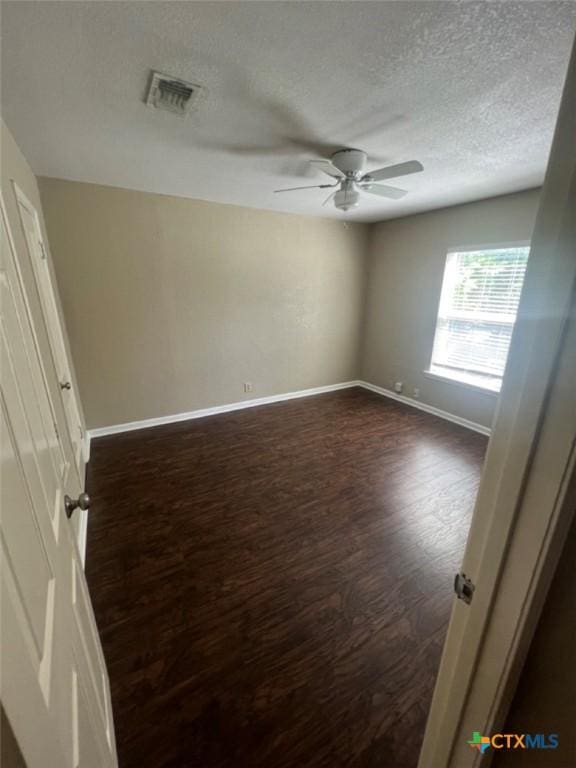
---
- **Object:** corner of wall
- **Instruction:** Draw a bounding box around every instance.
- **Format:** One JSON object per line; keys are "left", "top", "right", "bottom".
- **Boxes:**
{"left": 355, "top": 219, "right": 380, "bottom": 381}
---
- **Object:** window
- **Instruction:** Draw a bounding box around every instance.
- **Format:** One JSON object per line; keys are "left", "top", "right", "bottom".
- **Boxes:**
{"left": 428, "top": 246, "right": 530, "bottom": 393}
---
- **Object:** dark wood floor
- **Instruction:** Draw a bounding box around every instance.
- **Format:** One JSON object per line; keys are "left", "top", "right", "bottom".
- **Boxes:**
{"left": 86, "top": 388, "right": 486, "bottom": 768}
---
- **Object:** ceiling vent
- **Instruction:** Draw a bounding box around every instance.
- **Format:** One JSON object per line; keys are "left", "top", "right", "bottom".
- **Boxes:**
{"left": 145, "top": 71, "right": 202, "bottom": 117}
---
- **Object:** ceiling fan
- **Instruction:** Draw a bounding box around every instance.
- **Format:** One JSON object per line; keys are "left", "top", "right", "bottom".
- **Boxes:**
{"left": 274, "top": 149, "right": 423, "bottom": 212}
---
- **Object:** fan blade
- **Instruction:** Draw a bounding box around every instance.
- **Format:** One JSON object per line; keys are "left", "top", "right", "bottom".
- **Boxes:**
{"left": 322, "top": 191, "right": 337, "bottom": 207}
{"left": 365, "top": 160, "right": 423, "bottom": 183}
{"left": 274, "top": 184, "right": 335, "bottom": 193}
{"left": 361, "top": 184, "right": 408, "bottom": 200}
{"left": 310, "top": 159, "right": 345, "bottom": 180}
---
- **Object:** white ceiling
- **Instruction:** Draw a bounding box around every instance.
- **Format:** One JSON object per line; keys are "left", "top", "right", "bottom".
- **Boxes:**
{"left": 2, "top": 1, "right": 575, "bottom": 223}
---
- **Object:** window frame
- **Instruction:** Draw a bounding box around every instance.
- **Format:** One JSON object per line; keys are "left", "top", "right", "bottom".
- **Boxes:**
{"left": 425, "top": 241, "right": 531, "bottom": 394}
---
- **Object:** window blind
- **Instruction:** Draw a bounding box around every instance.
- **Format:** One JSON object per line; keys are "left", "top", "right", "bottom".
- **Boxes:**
{"left": 431, "top": 247, "right": 530, "bottom": 380}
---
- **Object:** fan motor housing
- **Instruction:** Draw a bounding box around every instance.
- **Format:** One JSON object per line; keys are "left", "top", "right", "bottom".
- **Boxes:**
{"left": 331, "top": 148, "right": 367, "bottom": 176}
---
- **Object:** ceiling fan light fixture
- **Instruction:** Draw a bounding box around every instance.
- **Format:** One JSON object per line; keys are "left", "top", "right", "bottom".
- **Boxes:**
{"left": 334, "top": 186, "right": 360, "bottom": 212}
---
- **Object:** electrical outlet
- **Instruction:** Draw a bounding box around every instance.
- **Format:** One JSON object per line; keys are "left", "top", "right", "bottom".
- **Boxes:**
{"left": 413, "top": 387, "right": 420, "bottom": 399}
{"left": 243, "top": 382, "right": 253, "bottom": 393}
{"left": 394, "top": 381, "right": 403, "bottom": 394}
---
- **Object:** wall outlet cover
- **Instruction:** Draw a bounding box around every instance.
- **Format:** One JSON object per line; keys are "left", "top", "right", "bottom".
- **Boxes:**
{"left": 394, "top": 381, "right": 403, "bottom": 394}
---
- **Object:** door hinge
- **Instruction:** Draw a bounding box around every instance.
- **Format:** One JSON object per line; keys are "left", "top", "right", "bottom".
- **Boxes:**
{"left": 454, "top": 572, "right": 475, "bottom": 605}
{"left": 53, "top": 420, "right": 60, "bottom": 439}
{"left": 39, "top": 241, "right": 47, "bottom": 260}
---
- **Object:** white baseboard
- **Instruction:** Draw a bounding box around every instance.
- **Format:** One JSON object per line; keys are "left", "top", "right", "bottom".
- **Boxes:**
{"left": 357, "top": 380, "right": 491, "bottom": 436}
{"left": 87, "top": 381, "right": 362, "bottom": 439}
{"left": 86, "top": 378, "right": 490, "bottom": 442}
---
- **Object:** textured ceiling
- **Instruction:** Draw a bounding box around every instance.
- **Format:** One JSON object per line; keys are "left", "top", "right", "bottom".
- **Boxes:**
{"left": 2, "top": 1, "right": 575, "bottom": 222}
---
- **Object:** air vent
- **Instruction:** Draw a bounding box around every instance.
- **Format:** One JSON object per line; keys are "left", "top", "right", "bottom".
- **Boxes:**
{"left": 146, "top": 71, "right": 202, "bottom": 117}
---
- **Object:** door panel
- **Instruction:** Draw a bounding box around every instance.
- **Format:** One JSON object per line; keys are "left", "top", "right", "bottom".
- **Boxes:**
{"left": 14, "top": 183, "right": 85, "bottom": 474}
{"left": 1, "top": 203, "right": 67, "bottom": 515}
{"left": 1, "top": 291, "right": 63, "bottom": 534}
{"left": 1, "top": 557, "right": 67, "bottom": 767}
{"left": 1, "top": 197, "right": 117, "bottom": 765}
{"left": 1, "top": 408, "right": 54, "bottom": 655}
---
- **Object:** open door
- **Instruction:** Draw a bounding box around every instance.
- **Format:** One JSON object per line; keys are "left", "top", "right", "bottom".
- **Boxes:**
{"left": 0, "top": 197, "right": 117, "bottom": 766}
{"left": 13, "top": 183, "right": 86, "bottom": 476}
{"left": 418, "top": 36, "right": 576, "bottom": 768}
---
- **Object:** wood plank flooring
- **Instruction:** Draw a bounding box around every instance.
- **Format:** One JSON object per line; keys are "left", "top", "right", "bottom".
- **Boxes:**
{"left": 86, "top": 387, "right": 487, "bottom": 768}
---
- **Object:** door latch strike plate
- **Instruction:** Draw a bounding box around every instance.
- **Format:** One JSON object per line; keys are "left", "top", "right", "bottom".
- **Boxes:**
{"left": 454, "top": 572, "right": 475, "bottom": 605}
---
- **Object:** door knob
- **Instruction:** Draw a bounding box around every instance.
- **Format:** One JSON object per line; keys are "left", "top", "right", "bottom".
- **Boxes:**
{"left": 65, "top": 492, "right": 90, "bottom": 519}
{"left": 60, "top": 381, "right": 72, "bottom": 390}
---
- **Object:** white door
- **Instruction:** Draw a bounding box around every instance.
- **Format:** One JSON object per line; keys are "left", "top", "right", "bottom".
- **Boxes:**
{"left": 13, "top": 183, "right": 85, "bottom": 474}
{"left": 0, "top": 199, "right": 117, "bottom": 766}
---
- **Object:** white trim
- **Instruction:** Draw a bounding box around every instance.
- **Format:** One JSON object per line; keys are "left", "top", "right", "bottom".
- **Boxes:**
{"left": 86, "top": 379, "right": 492, "bottom": 441}
{"left": 357, "top": 381, "right": 492, "bottom": 436}
{"left": 87, "top": 381, "right": 362, "bottom": 438}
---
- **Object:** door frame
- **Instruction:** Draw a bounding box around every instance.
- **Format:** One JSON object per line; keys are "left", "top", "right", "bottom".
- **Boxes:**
{"left": 418, "top": 37, "right": 576, "bottom": 767}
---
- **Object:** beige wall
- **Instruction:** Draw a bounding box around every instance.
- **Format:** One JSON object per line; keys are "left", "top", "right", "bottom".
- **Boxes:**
{"left": 1, "top": 121, "right": 86, "bottom": 489}
{"left": 360, "top": 189, "right": 541, "bottom": 429}
{"left": 39, "top": 178, "right": 369, "bottom": 430}
{"left": 35, "top": 174, "right": 541, "bottom": 434}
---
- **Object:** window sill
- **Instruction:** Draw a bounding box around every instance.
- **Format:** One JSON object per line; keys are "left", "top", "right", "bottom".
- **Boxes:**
{"left": 424, "top": 367, "right": 501, "bottom": 395}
